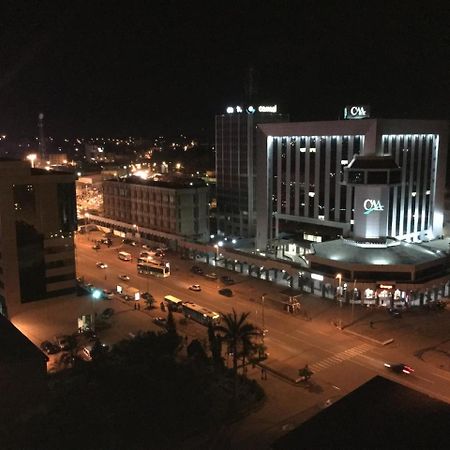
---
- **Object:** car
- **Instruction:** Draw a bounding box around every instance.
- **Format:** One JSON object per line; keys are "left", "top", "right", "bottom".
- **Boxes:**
{"left": 191, "top": 265, "right": 204, "bottom": 275}
{"left": 96, "top": 262, "right": 108, "bottom": 269}
{"left": 153, "top": 317, "right": 168, "bottom": 328}
{"left": 388, "top": 308, "right": 402, "bottom": 318}
{"left": 79, "top": 329, "right": 97, "bottom": 341}
{"left": 141, "top": 292, "right": 154, "bottom": 301}
{"left": 189, "top": 284, "right": 202, "bottom": 292}
{"left": 218, "top": 288, "right": 233, "bottom": 297}
{"left": 205, "top": 272, "right": 218, "bottom": 280}
{"left": 102, "top": 289, "right": 114, "bottom": 299}
{"left": 40, "top": 340, "right": 60, "bottom": 355}
{"left": 85, "top": 283, "right": 94, "bottom": 291}
{"left": 55, "top": 335, "right": 72, "bottom": 351}
{"left": 100, "top": 307, "right": 115, "bottom": 319}
{"left": 142, "top": 244, "right": 151, "bottom": 250}
{"left": 92, "top": 243, "right": 100, "bottom": 250}
{"left": 101, "top": 238, "right": 112, "bottom": 245}
{"left": 123, "top": 238, "right": 137, "bottom": 246}
{"left": 118, "top": 274, "right": 130, "bottom": 281}
{"left": 221, "top": 275, "right": 235, "bottom": 285}
{"left": 384, "top": 363, "right": 414, "bottom": 374}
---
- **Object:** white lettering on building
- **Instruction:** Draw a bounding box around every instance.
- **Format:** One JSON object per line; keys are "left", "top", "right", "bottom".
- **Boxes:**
{"left": 363, "top": 199, "right": 384, "bottom": 215}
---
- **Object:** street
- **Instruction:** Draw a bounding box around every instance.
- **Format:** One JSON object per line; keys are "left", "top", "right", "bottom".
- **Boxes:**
{"left": 11, "top": 230, "right": 450, "bottom": 448}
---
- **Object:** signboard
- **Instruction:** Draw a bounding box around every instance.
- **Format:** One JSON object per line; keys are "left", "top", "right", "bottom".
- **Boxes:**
{"left": 363, "top": 199, "right": 384, "bottom": 215}
{"left": 344, "top": 105, "right": 370, "bottom": 120}
{"left": 226, "top": 105, "right": 278, "bottom": 114}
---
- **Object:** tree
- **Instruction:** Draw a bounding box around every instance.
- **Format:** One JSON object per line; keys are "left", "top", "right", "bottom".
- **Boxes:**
{"left": 208, "top": 324, "right": 224, "bottom": 370}
{"left": 166, "top": 309, "right": 177, "bottom": 336}
{"left": 143, "top": 293, "right": 155, "bottom": 309}
{"left": 214, "top": 309, "right": 260, "bottom": 398}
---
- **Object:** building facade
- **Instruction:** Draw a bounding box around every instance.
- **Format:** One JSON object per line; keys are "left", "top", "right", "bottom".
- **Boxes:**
{"left": 0, "top": 160, "right": 77, "bottom": 317}
{"left": 215, "top": 105, "right": 289, "bottom": 238}
{"left": 103, "top": 176, "right": 209, "bottom": 242}
{"left": 256, "top": 119, "right": 448, "bottom": 250}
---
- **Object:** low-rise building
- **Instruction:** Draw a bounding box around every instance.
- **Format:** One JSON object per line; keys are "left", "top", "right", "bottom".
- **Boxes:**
{"left": 103, "top": 176, "right": 209, "bottom": 242}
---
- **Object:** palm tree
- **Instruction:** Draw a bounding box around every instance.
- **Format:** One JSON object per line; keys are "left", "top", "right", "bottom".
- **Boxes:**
{"left": 215, "top": 309, "right": 260, "bottom": 377}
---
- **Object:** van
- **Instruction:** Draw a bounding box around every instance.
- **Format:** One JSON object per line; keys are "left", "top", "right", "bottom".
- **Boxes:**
{"left": 118, "top": 251, "right": 132, "bottom": 261}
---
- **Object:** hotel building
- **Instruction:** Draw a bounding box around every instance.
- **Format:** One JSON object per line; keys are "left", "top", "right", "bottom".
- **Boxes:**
{"left": 215, "top": 105, "right": 289, "bottom": 238}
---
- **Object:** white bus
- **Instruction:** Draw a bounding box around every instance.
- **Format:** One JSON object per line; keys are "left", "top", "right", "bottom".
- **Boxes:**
{"left": 163, "top": 295, "right": 183, "bottom": 312}
{"left": 182, "top": 301, "right": 220, "bottom": 326}
{"left": 137, "top": 258, "right": 170, "bottom": 278}
{"left": 118, "top": 251, "right": 132, "bottom": 261}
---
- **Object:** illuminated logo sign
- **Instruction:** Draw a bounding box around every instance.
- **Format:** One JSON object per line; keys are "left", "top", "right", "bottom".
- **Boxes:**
{"left": 258, "top": 105, "right": 277, "bottom": 113}
{"left": 344, "top": 105, "right": 370, "bottom": 120}
{"left": 378, "top": 284, "right": 394, "bottom": 290}
{"left": 226, "top": 105, "right": 278, "bottom": 114}
{"left": 363, "top": 199, "right": 384, "bottom": 215}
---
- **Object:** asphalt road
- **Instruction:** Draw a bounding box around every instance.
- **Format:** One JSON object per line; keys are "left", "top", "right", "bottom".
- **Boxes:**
{"left": 75, "top": 232, "right": 450, "bottom": 406}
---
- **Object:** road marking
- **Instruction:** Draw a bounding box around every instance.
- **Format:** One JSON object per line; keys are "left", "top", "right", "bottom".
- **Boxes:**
{"left": 310, "top": 343, "right": 373, "bottom": 373}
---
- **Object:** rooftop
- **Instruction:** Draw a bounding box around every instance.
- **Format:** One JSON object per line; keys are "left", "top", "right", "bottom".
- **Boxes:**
{"left": 106, "top": 175, "right": 207, "bottom": 189}
{"left": 273, "top": 376, "right": 450, "bottom": 449}
{"left": 0, "top": 314, "right": 48, "bottom": 363}
{"left": 311, "top": 238, "right": 445, "bottom": 266}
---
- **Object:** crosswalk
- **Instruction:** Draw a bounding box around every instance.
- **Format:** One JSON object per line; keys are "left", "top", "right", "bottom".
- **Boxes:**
{"left": 310, "top": 343, "right": 372, "bottom": 373}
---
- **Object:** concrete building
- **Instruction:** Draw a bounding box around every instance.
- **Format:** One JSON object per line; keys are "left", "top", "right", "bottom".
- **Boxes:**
{"left": 215, "top": 104, "right": 288, "bottom": 238}
{"left": 0, "top": 159, "right": 77, "bottom": 317}
{"left": 103, "top": 176, "right": 209, "bottom": 242}
{"left": 255, "top": 117, "right": 449, "bottom": 305}
{"left": 256, "top": 118, "right": 448, "bottom": 249}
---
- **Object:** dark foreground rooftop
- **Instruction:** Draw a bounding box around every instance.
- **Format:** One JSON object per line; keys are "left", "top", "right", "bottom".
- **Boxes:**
{"left": 272, "top": 376, "right": 450, "bottom": 450}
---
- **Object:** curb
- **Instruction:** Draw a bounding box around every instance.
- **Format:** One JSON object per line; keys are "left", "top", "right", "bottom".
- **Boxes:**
{"left": 342, "top": 328, "right": 394, "bottom": 346}
{"left": 256, "top": 362, "right": 307, "bottom": 386}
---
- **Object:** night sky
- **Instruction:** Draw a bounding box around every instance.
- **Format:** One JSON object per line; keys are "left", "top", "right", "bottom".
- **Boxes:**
{"left": 1, "top": 1, "right": 449, "bottom": 138}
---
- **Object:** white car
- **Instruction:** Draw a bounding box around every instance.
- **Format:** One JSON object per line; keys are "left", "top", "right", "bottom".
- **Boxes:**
{"left": 189, "top": 284, "right": 202, "bottom": 292}
{"left": 96, "top": 262, "right": 108, "bottom": 269}
{"left": 118, "top": 274, "right": 130, "bottom": 281}
{"left": 102, "top": 289, "right": 114, "bottom": 299}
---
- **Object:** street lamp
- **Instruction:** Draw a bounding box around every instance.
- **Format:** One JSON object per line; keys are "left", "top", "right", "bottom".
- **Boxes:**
{"left": 261, "top": 293, "right": 267, "bottom": 343}
{"left": 335, "top": 273, "right": 343, "bottom": 329}
{"left": 26, "top": 153, "right": 37, "bottom": 168}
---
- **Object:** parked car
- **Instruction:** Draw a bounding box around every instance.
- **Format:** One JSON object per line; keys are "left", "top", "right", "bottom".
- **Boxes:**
{"left": 92, "top": 243, "right": 101, "bottom": 250}
{"left": 221, "top": 275, "right": 235, "bottom": 285}
{"left": 219, "top": 288, "right": 233, "bottom": 297}
{"left": 118, "top": 274, "right": 130, "bottom": 281}
{"left": 388, "top": 308, "right": 402, "bottom": 318}
{"left": 123, "top": 239, "right": 137, "bottom": 246}
{"left": 79, "top": 329, "right": 97, "bottom": 341}
{"left": 205, "top": 272, "right": 218, "bottom": 280}
{"left": 102, "top": 289, "right": 114, "bottom": 299}
{"left": 189, "top": 284, "right": 202, "bottom": 292}
{"left": 100, "top": 308, "right": 115, "bottom": 319}
{"left": 101, "top": 237, "right": 112, "bottom": 246}
{"left": 40, "top": 340, "right": 60, "bottom": 355}
{"left": 153, "top": 317, "right": 168, "bottom": 328}
{"left": 384, "top": 362, "right": 414, "bottom": 374}
{"left": 96, "top": 262, "right": 108, "bottom": 269}
{"left": 191, "top": 265, "right": 203, "bottom": 275}
{"left": 55, "top": 335, "right": 72, "bottom": 351}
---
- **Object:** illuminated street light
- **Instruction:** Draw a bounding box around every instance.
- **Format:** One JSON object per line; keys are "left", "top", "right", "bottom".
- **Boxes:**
{"left": 26, "top": 153, "right": 37, "bottom": 168}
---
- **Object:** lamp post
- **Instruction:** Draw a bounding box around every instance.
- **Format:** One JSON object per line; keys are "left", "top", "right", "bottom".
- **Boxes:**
{"left": 336, "top": 273, "right": 343, "bottom": 329}
{"left": 26, "top": 153, "right": 37, "bottom": 168}
{"left": 261, "top": 293, "right": 267, "bottom": 343}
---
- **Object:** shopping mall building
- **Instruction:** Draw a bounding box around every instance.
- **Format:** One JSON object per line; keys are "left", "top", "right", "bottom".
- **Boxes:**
{"left": 255, "top": 114, "right": 450, "bottom": 306}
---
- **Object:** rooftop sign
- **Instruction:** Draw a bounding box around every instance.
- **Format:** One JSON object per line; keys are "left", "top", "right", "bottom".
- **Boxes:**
{"left": 344, "top": 105, "right": 370, "bottom": 120}
{"left": 226, "top": 105, "right": 277, "bottom": 114}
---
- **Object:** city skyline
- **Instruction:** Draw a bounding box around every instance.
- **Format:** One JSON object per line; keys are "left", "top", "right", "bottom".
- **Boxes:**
{"left": 1, "top": 3, "right": 449, "bottom": 138}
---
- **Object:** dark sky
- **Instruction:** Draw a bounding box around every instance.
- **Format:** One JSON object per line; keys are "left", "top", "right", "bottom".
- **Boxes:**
{"left": 0, "top": 1, "right": 449, "bottom": 138}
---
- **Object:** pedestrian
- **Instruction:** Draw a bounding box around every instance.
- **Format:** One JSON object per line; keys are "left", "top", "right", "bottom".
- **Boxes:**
{"left": 134, "top": 303, "right": 137, "bottom": 310}
{"left": 369, "top": 320, "right": 374, "bottom": 328}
